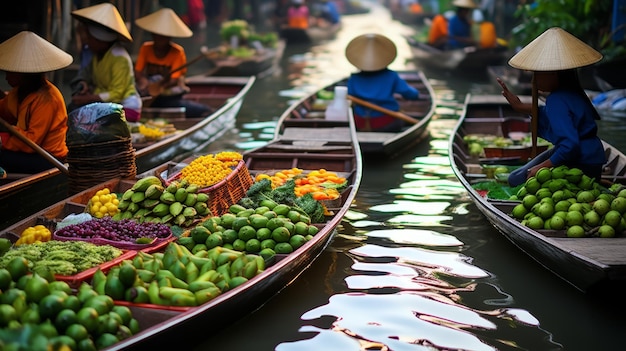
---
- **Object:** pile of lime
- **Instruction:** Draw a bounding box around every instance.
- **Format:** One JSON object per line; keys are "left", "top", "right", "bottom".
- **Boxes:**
{"left": 509, "top": 165, "right": 626, "bottom": 238}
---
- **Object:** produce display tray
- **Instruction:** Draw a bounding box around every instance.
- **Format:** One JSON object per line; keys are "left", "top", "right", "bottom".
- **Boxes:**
{"left": 55, "top": 249, "right": 137, "bottom": 288}
{"left": 52, "top": 232, "right": 174, "bottom": 251}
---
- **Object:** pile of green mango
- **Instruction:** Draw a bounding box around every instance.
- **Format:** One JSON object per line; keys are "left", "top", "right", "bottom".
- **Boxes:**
{"left": 91, "top": 242, "right": 264, "bottom": 307}
{"left": 178, "top": 199, "right": 320, "bottom": 261}
{"left": 113, "top": 176, "right": 212, "bottom": 227}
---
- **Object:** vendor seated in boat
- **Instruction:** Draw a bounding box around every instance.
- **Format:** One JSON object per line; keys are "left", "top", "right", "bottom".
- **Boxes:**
{"left": 345, "top": 33, "right": 419, "bottom": 132}
{"left": 134, "top": 8, "right": 212, "bottom": 118}
{"left": 0, "top": 31, "right": 72, "bottom": 174}
{"left": 287, "top": 0, "right": 310, "bottom": 29}
{"left": 427, "top": 10, "right": 455, "bottom": 49}
{"left": 447, "top": 0, "right": 478, "bottom": 49}
{"left": 69, "top": 3, "right": 142, "bottom": 122}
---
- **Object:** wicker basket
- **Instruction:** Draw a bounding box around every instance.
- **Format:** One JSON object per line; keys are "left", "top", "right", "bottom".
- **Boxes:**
{"left": 167, "top": 160, "right": 253, "bottom": 216}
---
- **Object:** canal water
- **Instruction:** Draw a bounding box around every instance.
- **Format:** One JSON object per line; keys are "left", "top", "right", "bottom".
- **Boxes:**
{"left": 180, "top": 3, "right": 626, "bottom": 351}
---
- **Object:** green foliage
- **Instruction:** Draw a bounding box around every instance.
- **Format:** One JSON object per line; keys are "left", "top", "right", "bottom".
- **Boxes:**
{"left": 294, "top": 193, "right": 325, "bottom": 223}
{"left": 511, "top": 0, "right": 625, "bottom": 60}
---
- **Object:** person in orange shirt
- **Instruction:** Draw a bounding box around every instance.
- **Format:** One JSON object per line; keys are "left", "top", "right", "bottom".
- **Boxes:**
{"left": 287, "top": 0, "right": 310, "bottom": 29}
{"left": 134, "top": 8, "right": 212, "bottom": 117}
{"left": 427, "top": 10, "right": 454, "bottom": 49}
{"left": 472, "top": 9, "right": 497, "bottom": 48}
{"left": 0, "top": 31, "right": 72, "bottom": 174}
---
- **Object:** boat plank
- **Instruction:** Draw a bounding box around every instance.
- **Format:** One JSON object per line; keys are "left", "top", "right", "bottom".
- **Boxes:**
{"left": 281, "top": 127, "right": 352, "bottom": 142}
{"left": 551, "top": 238, "right": 626, "bottom": 266}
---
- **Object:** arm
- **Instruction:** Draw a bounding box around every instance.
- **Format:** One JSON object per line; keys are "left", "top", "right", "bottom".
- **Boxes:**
{"left": 496, "top": 77, "right": 531, "bottom": 114}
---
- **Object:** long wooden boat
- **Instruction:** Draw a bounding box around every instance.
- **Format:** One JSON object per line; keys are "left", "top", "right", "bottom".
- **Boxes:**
{"left": 406, "top": 35, "right": 508, "bottom": 71}
{"left": 204, "top": 39, "right": 286, "bottom": 78}
{"left": 273, "top": 71, "right": 435, "bottom": 157}
{"left": 0, "top": 75, "right": 255, "bottom": 231}
{"left": 450, "top": 94, "right": 626, "bottom": 292}
{"left": 0, "top": 101, "right": 362, "bottom": 349}
{"left": 279, "top": 23, "right": 341, "bottom": 45}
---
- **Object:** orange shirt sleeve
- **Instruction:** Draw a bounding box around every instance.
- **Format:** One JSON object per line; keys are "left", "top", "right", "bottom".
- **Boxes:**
{"left": 428, "top": 15, "right": 448, "bottom": 45}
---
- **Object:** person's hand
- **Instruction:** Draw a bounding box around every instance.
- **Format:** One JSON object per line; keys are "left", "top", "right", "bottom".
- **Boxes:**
{"left": 496, "top": 77, "right": 524, "bottom": 111}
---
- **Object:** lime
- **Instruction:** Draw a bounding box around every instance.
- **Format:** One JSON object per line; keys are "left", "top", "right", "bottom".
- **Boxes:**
{"left": 0, "top": 304, "right": 17, "bottom": 327}
{"left": 50, "top": 335, "right": 77, "bottom": 351}
{"left": 568, "top": 203, "right": 583, "bottom": 213}
{"left": 549, "top": 216, "right": 566, "bottom": 230}
{"left": 77, "top": 337, "right": 97, "bottom": 351}
{"left": 256, "top": 227, "right": 272, "bottom": 241}
{"left": 95, "top": 333, "right": 119, "bottom": 349}
{"left": 307, "top": 225, "right": 319, "bottom": 236}
{"left": 274, "top": 242, "right": 294, "bottom": 254}
{"left": 603, "top": 210, "right": 622, "bottom": 228}
{"left": 524, "top": 177, "right": 541, "bottom": 195}
{"left": 84, "top": 295, "right": 114, "bottom": 316}
{"left": 232, "top": 239, "right": 246, "bottom": 251}
{"left": 24, "top": 273, "right": 50, "bottom": 303}
{"left": 128, "top": 318, "right": 140, "bottom": 334}
{"left": 0, "top": 268, "right": 12, "bottom": 291}
{"left": 522, "top": 194, "right": 539, "bottom": 210}
{"left": 611, "top": 197, "right": 626, "bottom": 214}
{"left": 583, "top": 210, "right": 601, "bottom": 227}
{"left": 245, "top": 239, "right": 261, "bottom": 253}
{"left": 566, "top": 211, "right": 584, "bottom": 226}
{"left": 535, "top": 167, "right": 552, "bottom": 183}
{"left": 289, "top": 235, "right": 307, "bottom": 250}
{"left": 526, "top": 216, "right": 544, "bottom": 230}
{"left": 205, "top": 233, "right": 223, "bottom": 249}
{"left": 0, "top": 288, "right": 26, "bottom": 305}
{"left": 237, "top": 225, "right": 257, "bottom": 241}
{"left": 258, "top": 248, "right": 276, "bottom": 262}
{"left": 54, "top": 309, "right": 78, "bottom": 333}
{"left": 0, "top": 238, "right": 11, "bottom": 255}
{"left": 6, "top": 256, "right": 30, "bottom": 281}
{"left": 38, "top": 294, "right": 65, "bottom": 320}
{"left": 271, "top": 227, "right": 291, "bottom": 243}
{"left": 554, "top": 200, "right": 571, "bottom": 212}
{"left": 536, "top": 203, "right": 554, "bottom": 219}
{"left": 49, "top": 281, "right": 72, "bottom": 295}
{"left": 76, "top": 307, "right": 99, "bottom": 334}
{"left": 282, "top": 221, "right": 296, "bottom": 235}
{"left": 260, "top": 239, "right": 276, "bottom": 250}
{"left": 20, "top": 305, "right": 41, "bottom": 324}
{"left": 598, "top": 225, "right": 616, "bottom": 238}
{"left": 111, "top": 305, "right": 132, "bottom": 326}
{"left": 593, "top": 199, "right": 611, "bottom": 216}
{"left": 566, "top": 225, "right": 586, "bottom": 238}
{"left": 222, "top": 229, "right": 238, "bottom": 244}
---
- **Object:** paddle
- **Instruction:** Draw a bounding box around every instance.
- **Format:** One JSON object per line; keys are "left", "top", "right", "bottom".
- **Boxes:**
{"left": 346, "top": 95, "right": 419, "bottom": 125}
{"left": 147, "top": 46, "right": 216, "bottom": 98}
{"left": 530, "top": 74, "right": 538, "bottom": 157}
{"left": 0, "top": 118, "right": 69, "bottom": 175}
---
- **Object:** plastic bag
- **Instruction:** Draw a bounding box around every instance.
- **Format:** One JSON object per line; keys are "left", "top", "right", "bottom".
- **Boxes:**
{"left": 66, "top": 102, "right": 131, "bottom": 146}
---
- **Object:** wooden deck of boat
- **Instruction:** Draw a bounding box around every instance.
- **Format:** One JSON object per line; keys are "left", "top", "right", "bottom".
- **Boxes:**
{"left": 550, "top": 237, "right": 626, "bottom": 268}
{"left": 280, "top": 126, "right": 352, "bottom": 143}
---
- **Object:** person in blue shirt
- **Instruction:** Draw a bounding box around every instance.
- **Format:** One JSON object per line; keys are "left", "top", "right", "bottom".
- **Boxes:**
{"left": 447, "top": 0, "right": 477, "bottom": 49}
{"left": 318, "top": 0, "right": 341, "bottom": 25}
{"left": 498, "top": 27, "right": 606, "bottom": 187}
{"left": 345, "top": 33, "right": 419, "bottom": 132}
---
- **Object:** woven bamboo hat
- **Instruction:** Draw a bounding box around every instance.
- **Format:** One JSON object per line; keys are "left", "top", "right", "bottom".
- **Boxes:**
{"left": 345, "top": 33, "right": 397, "bottom": 72}
{"left": 72, "top": 3, "right": 132, "bottom": 42}
{"left": 135, "top": 8, "right": 193, "bottom": 38}
{"left": 508, "top": 27, "right": 602, "bottom": 71}
{"left": 452, "top": 0, "right": 478, "bottom": 9}
{"left": 0, "top": 31, "right": 72, "bottom": 73}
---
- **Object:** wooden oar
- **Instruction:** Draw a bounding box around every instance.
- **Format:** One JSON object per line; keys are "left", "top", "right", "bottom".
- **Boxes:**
{"left": 347, "top": 95, "right": 419, "bottom": 125}
{"left": 147, "top": 46, "right": 216, "bottom": 97}
{"left": 530, "top": 73, "right": 538, "bottom": 157}
{"left": 0, "top": 118, "right": 69, "bottom": 175}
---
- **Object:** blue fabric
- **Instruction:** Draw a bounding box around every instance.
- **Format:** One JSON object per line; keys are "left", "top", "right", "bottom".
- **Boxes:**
{"left": 323, "top": 2, "right": 341, "bottom": 24}
{"left": 447, "top": 15, "right": 471, "bottom": 48}
{"left": 347, "top": 69, "right": 419, "bottom": 118}
{"left": 507, "top": 89, "right": 605, "bottom": 186}
{"left": 538, "top": 90, "right": 605, "bottom": 167}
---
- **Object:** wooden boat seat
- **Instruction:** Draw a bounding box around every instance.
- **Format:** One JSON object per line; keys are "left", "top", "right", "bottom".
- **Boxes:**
{"left": 280, "top": 127, "right": 351, "bottom": 142}
{"left": 141, "top": 107, "right": 186, "bottom": 120}
{"left": 356, "top": 132, "right": 398, "bottom": 143}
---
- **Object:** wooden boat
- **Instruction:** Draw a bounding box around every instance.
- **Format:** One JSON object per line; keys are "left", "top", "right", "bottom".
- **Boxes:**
{"left": 273, "top": 71, "right": 435, "bottom": 157}
{"left": 406, "top": 35, "right": 508, "bottom": 71}
{"left": 449, "top": 94, "right": 626, "bottom": 292}
{"left": 279, "top": 23, "right": 341, "bottom": 45}
{"left": 204, "top": 39, "right": 286, "bottom": 78}
{"left": 0, "top": 100, "right": 362, "bottom": 349}
{"left": 0, "top": 75, "right": 255, "bottom": 231}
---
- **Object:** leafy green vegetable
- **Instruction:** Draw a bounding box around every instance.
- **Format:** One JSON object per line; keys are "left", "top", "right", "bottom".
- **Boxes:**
{"left": 472, "top": 181, "right": 522, "bottom": 200}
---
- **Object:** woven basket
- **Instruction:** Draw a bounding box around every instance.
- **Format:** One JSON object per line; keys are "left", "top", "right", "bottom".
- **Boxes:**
{"left": 167, "top": 160, "right": 253, "bottom": 216}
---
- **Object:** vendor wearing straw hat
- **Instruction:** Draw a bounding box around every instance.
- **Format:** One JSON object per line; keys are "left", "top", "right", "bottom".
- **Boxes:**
{"left": 447, "top": 0, "right": 477, "bottom": 49}
{"left": 345, "top": 33, "right": 419, "bottom": 132}
{"left": 497, "top": 27, "right": 605, "bottom": 187}
{"left": 69, "top": 3, "right": 142, "bottom": 122}
{"left": 134, "top": 8, "right": 212, "bottom": 118}
{"left": 0, "top": 31, "right": 72, "bottom": 174}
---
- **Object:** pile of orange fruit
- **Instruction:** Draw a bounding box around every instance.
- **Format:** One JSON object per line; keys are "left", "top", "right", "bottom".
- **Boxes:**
{"left": 255, "top": 168, "right": 346, "bottom": 201}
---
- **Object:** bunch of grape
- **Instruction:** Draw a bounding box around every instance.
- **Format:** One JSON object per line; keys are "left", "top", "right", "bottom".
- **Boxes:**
{"left": 55, "top": 217, "right": 171, "bottom": 244}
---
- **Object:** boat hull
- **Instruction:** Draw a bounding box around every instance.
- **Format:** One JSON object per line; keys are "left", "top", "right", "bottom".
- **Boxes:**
{"left": 0, "top": 76, "right": 255, "bottom": 230}
{"left": 450, "top": 94, "right": 626, "bottom": 292}
{"left": 406, "top": 36, "right": 508, "bottom": 71}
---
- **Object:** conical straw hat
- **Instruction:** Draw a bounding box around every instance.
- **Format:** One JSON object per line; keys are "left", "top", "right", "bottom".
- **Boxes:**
{"left": 452, "top": 0, "right": 478, "bottom": 9}
{"left": 135, "top": 8, "right": 193, "bottom": 38}
{"left": 508, "top": 27, "right": 602, "bottom": 71}
{"left": 72, "top": 3, "right": 132, "bottom": 42}
{"left": 345, "top": 33, "right": 397, "bottom": 72}
{"left": 0, "top": 31, "right": 72, "bottom": 73}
